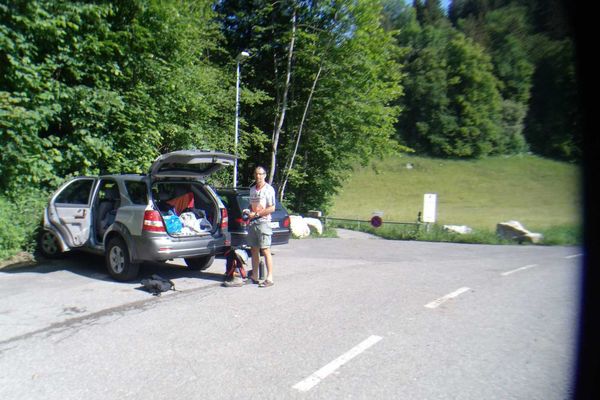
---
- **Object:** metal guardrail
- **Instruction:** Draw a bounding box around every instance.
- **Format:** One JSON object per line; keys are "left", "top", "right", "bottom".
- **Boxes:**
{"left": 321, "top": 216, "right": 422, "bottom": 230}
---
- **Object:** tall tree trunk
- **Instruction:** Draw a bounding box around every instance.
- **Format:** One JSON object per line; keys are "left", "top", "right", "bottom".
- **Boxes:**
{"left": 269, "top": 8, "right": 296, "bottom": 185}
{"left": 279, "top": 63, "right": 323, "bottom": 201}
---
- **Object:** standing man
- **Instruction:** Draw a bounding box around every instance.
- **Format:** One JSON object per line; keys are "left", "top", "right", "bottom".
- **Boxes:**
{"left": 245, "top": 166, "right": 276, "bottom": 287}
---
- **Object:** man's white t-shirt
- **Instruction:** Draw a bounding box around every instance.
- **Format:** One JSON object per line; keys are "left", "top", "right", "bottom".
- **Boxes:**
{"left": 249, "top": 183, "right": 276, "bottom": 222}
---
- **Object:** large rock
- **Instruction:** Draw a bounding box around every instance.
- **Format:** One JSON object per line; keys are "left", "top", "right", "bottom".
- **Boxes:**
{"left": 304, "top": 217, "right": 323, "bottom": 235}
{"left": 289, "top": 215, "right": 310, "bottom": 238}
{"left": 443, "top": 225, "right": 473, "bottom": 235}
{"left": 496, "top": 220, "right": 543, "bottom": 244}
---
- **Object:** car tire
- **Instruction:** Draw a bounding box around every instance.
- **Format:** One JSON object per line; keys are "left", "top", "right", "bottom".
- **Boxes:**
{"left": 38, "top": 230, "right": 63, "bottom": 258}
{"left": 184, "top": 255, "right": 215, "bottom": 271}
{"left": 105, "top": 237, "right": 139, "bottom": 281}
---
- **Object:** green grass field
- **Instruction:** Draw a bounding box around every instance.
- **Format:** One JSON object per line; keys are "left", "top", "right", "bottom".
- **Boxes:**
{"left": 330, "top": 155, "right": 582, "bottom": 234}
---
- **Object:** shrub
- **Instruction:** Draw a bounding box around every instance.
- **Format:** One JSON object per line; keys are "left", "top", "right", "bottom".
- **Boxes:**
{"left": 325, "top": 219, "right": 582, "bottom": 246}
{"left": 537, "top": 225, "right": 582, "bottom": 246}
{"left": 0, "top": 189, "right": 49, "bottom": 260}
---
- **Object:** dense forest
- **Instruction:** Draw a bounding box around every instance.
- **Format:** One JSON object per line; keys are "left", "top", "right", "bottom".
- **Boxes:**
{"left": 0, "top": 0, "right": 582, "bottom": 257}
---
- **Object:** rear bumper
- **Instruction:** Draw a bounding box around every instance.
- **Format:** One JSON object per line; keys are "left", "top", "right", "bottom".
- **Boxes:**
{"left": 133, "top": 231, "right": 229, "bottom": 262}
{"left": 230, "top": 230, "right": 290, "bottom": 248}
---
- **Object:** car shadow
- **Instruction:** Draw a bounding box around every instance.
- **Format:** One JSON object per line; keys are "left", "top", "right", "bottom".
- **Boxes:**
{"left": 0, "top": 251, "right": 226, "bottom": 284}
{"left": 139, "top": 260, "right": 226, "bottom": 283}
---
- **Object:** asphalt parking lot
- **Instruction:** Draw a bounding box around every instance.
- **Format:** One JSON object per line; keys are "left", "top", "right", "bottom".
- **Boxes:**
{"left": 0, "top": 235, "right": 583, "bottom": 399}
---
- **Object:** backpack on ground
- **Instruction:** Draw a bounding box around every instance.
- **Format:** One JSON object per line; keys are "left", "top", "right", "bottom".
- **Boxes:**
{"left": 223, "top": 248, "right": 248, "bottom": 286}
{"left": 140, "top": 274, "right": 175, "bottom": 296}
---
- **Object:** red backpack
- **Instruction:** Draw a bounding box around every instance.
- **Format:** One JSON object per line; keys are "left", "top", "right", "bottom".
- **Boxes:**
{"left": 224, "top": 248, "right": 248, "bottom": 281}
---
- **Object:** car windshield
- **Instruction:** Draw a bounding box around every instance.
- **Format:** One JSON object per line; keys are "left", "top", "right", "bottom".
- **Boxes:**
{"left": 236, "top": 195, "right": 250, "bottom": 210}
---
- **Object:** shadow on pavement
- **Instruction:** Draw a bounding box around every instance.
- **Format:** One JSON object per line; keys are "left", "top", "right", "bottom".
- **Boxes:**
{"left": 0, "top": 251, "right": 226, "bottom": 284}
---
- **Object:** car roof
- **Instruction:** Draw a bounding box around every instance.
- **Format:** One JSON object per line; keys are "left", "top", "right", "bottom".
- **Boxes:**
{"left": 69, "top": 174, "right": 146, "bottom": 180}
{"left": 216, "top": 187, "right": 250, "bottom": 194}
{"left": 98, "top": 174, "right": 147, "bottom": 181}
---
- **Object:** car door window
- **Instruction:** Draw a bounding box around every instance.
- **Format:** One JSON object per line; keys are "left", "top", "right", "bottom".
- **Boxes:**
{"left": 125, "top": 181, "right": 148, "bottom": 205}
{"left": 219, "top": 195, "right": 231, "bottom": 208}
{"left": 97, "top": 180, "right": 120, "bottom": 202}
{"left": 55, "top": 179, "right": 94, "bottom": 205}
{"left": 238, "top": 195, "right": 250, "bottom": 210}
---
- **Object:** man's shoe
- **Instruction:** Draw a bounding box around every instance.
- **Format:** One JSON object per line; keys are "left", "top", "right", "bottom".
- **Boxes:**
{"left": 258, "top": 279, "right": 274, "bottom": 288}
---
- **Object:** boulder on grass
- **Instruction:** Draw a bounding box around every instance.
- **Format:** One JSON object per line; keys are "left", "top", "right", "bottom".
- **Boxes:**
{"left": 304, "top": 217, "right": 323, "bottom": 235}
{"left": 496, "top": 220, "right": 543, "bottom": 244}
{"left": 443, "top": 225, "right": 473, "bottom": 235}
{"left": 289, "top": 215, "right": 310, "bottom": 238}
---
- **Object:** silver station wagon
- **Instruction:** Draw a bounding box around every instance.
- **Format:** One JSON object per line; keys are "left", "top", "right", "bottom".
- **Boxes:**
{"left": 39, "top": 150, "right": 235, "bottom": 281}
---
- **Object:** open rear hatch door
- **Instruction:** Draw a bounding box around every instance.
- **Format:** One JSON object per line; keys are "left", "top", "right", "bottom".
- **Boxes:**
{"left": 150, "top": 150, "right": 236, "bottom": 179}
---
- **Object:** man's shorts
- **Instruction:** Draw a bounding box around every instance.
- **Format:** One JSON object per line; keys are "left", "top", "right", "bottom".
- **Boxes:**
{"left": 247, "top": 220, "right": 272, "bottom": 249}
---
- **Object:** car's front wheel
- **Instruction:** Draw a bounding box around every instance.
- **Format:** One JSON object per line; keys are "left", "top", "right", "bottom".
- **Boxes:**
{"left": 184, "top": 255, "right": 215, "bottom": 271}
{"left": 105, "top": 237, "right": 139, "bottom": 281}
{"left": 39, "top": 230, "right": 63, "bottom": 258}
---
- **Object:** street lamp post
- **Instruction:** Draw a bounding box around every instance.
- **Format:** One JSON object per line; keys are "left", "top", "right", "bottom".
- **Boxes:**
{"left": 234, "top": 51, "right": 250, "bottom": 188}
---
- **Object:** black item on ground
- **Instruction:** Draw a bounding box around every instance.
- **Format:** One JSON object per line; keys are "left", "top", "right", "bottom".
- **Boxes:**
{"left": 140, "top": 274, "right": 175, "bottom": 296}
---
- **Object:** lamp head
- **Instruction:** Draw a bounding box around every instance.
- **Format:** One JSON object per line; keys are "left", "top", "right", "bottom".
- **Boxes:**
{"left": 237, "top": 51, "right": 250, "bottom": 61}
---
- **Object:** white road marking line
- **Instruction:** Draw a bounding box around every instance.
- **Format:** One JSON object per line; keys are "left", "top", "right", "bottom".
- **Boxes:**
{"left": 501, "top": 264, "right": 538, "bottom": 276}
{"left": 424, "top": 287, "right": 471, "bottom": 309}
{"left": 292, "top": 335, "right": 383, "bottom": 392}
{"left": 565, "top": 254, "right": 583, "bottom": 259}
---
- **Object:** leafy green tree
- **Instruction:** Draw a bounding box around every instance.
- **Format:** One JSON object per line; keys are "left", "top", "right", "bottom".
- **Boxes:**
{"left": 394, "top": 8, "right": 505, "bottom": 158}
{"left": 215, "top": 0, "right": 293, "bottom": 179}
{"left": 216, "top": 0, "right": 406, "bottom": 212}
{"left": 414, "top": 0, "right": 446, "bottom": 26}
{"left": 1, "top": 0, "right": 237, "bottom": 195}
{"left": 288, "top": 0, "right": 406, "bottom": 211}
{"left": 449, "top": 0, "right": 508, "bottom": 23}
{"left": 459, "top": 5, "right": 532, "bottom": 103}
{"left": 454, "top": 4, "right": 532, "bottom": 153}
{"left": 1, "top": 0, "right": 121, "bottom": 191}
{"left": 525, "top": 35, "right": 581, "bottom": 160}
{"left": 449, "top": 0, "right": 581, "bottom": 160}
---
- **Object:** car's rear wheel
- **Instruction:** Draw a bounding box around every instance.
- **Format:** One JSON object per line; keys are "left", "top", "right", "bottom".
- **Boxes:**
{"left": 39, "top": 230, "right": 63, "bottom": 258}
{"left": 184, "top": 255, "right": 215, "bottom": 271}
{"left": 105, "top": 237, "right": 139, "bottom": 281}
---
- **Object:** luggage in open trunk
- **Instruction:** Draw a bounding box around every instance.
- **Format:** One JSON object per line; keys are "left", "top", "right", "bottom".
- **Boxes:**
{"left": 152, "top": 181, "right": 219, "bottom": 237}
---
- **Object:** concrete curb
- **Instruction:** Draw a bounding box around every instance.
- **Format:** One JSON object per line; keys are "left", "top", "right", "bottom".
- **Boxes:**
{"left": 335, "top": 228, "right": 382, "bottom": 240}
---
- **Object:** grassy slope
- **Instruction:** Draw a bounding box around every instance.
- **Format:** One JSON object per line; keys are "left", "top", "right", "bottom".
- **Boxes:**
{"left": 330, "top": 155, "right": 582, "bottom": 231}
